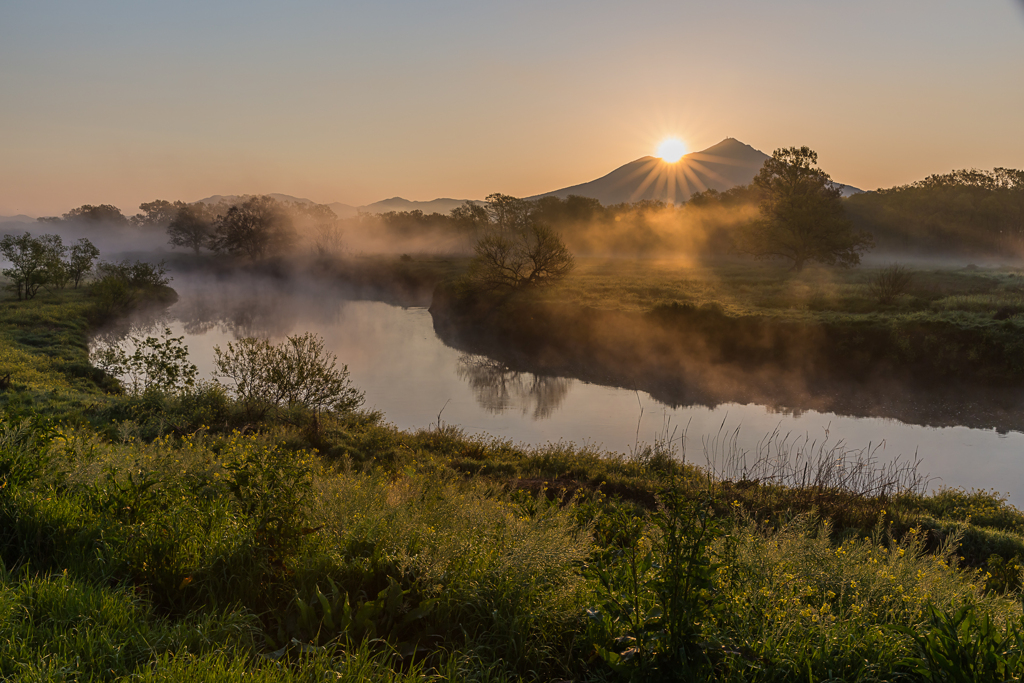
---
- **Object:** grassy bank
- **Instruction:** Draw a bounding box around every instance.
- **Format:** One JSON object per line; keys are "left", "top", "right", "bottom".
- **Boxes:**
{"left": 429, "top": 258, "right": 1024, "bottom": 388}
{"left": 4, "top": 284, "right": 1024, "bottom": 680}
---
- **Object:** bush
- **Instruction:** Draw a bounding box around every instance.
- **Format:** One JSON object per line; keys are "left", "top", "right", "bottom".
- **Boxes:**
{"left": 96, "top": 259, "right": 170, "bottom": 288}
{"left": 93, "top": 327, "right": 198, "bottom": 396}
{"left": 213, "top": 333, "right": 363, "bottom": 424}
{"left": 89, "top": 259, "right": 171, "bottom": 319}
{"left": 870, "top": 263, "right": 914, "bottom": 305}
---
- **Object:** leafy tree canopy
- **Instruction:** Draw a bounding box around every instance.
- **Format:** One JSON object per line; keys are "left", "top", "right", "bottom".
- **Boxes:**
{"left": 741, "top": 146, "right": 872, "bottom": 271}
{"left": 210, "top": 195, "right": 295, "bottom": 260}
{"left": 61, "top": 204, "right": 130, "bottom": 225}
{"left": 133, "top": 200, "right": 185, "bottom": 227}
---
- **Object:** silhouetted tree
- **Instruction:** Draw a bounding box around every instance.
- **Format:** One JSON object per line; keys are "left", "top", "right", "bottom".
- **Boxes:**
{"left": 61, "top": 204, "right": 130, "bottom": 225}
{"left": 741, "top": 147, "right": 871, "bottom": 271}
{"left": 470, "top": 194, "right": 575, "bottom": 290}
{"left": 211, "top": 195, "right": 294, "bottom": 259}
{"left": 133, "top": 200, "right": 183, "bottom": 227}
{"left": 532, "top": 195, "right": 606, "bottom": 227}
{"left": 450, "top": 201, "right": 489, "bottom": 233}
{"left": 293, "top": 203, "right": 345, "bottom": 258}
{"left": 845, "top": 166, "right": 1024, "bottom": 253}
{"left": 167, "top": 203, "right": 216, "bottom": 255}
{"left": 484, "top": 193, "right": 532, "bottom": 232}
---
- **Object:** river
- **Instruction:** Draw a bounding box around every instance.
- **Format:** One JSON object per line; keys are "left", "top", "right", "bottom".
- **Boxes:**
{"left": 93, "top": 272, "right": 1024, "bottom": 507}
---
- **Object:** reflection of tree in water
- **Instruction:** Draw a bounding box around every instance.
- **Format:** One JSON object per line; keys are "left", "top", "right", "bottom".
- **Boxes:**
{"left": 172, "top": 296, "right": 221, "bottom": 335}
{"left": 91, "top": 310, "right": 174, "bottom": 347}
{"left": 94, "top": 276, "right": 359, "bottom": 352}
{"left": 174, "top": 286, "right": 347, "bottom": 340}
{"left": 456, "top": 354, "right": 572, "bottom": 420}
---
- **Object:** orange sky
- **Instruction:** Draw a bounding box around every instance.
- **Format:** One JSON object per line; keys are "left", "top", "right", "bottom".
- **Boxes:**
{"left": 1, "top": 1, "right": 1022, "bottom": 216}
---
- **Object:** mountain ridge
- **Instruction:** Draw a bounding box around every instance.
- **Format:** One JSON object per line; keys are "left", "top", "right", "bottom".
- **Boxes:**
{"left": 527, "top": 138, "right": 862, "bottom": 204}
{"left": 192, "top": 194, "right": 480, "bottom": 219}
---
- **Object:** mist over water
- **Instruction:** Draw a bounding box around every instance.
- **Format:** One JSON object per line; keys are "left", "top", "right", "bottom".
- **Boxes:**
{"left": 93, "top": 270, "right": 1024, "bottom": 507}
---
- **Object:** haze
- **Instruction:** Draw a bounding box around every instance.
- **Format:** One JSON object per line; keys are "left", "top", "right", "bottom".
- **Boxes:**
{"left": 2, "top": 0, "right": 1023, "bottom": 217}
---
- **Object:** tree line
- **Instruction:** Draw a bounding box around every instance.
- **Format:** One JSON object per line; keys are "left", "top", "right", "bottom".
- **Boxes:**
{"left": 31, "top": 154, "right": 1023, "bottom": 275}
{"left": 844, "top": 167, "right": 1024, "bottom": 254}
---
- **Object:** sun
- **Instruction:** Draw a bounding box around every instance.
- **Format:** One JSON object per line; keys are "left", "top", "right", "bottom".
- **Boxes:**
{"left": 656, "top": 138, "right": 688, "bottom": 163}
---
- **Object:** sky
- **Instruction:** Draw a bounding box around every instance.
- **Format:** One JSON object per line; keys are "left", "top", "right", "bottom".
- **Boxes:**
{"left": 2, "top": 0, "right": 1023, "bottom": 216}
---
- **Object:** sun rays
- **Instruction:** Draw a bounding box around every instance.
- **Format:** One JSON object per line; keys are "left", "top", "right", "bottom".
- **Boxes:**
{"left": 613, "top": 146, "right": 744, "bottom": 204}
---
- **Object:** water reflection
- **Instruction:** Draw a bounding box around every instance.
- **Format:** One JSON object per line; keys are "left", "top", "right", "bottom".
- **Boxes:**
{"left": 456, "top": 354, "right": 572, "bottom": 419}
{"left": 104, "top": 275, "right": 357, "bottom": 341}
{"left": 86, "top": 271, "right": 1024, "bottom": 505}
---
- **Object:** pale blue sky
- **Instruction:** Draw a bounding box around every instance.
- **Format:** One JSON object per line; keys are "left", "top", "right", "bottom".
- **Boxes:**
{"left": 2, "top": 0, "right": 1022, "bottom": 215}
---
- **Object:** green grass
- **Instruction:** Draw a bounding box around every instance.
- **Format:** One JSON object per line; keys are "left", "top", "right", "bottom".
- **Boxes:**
{"left": 0, "top": 287, "right": 114, "bottom": 414}
{"left": 4, "top": 281, "right": 1024, "bottom": 680}
{"left": 522, "top": 258, "right": 1024, "bottom": 319}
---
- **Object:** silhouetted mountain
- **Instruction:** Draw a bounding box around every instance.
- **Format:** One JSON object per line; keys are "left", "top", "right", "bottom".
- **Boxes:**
{"left": 361, "top": 197, "right": 481, "bottom": 215}
{"left": 192, "top": 194, "right": 479, "bottom": 218}
{"left": 528, "top": 138, "right": 862, "bottom": 204}
{"left": 0, "top": 214, "right": 38, "bottom": 225}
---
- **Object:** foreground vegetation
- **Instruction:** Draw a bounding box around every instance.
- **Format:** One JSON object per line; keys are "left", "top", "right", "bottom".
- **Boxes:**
{"left": 5, "top": 285, "right": 1024, "bottom": 681}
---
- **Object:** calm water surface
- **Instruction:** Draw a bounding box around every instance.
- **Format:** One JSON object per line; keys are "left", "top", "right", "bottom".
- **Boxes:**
{"left": 95, "top": 274, "right": 1024, "bottom": 506}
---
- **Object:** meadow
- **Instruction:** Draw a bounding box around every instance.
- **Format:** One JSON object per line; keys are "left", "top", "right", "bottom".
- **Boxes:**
{"left": 2, "top": 279, "right": 1024, "bottom": 680}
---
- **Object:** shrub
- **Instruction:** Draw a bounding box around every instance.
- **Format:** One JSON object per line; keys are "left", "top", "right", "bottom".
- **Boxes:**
{"left": 93, "top": 327, "right": 198, "bottom": 396}
{"left": 96, "top": 259, "right": 170, "bottom": 288}
{"left": 870, "top": 263, "right": 914, "bottom": 305}
{"left": 213, "top": 333, "right": 363, "bottom": 424}
{"left": 89, "top": 259, "right": 171, "bottom": 319}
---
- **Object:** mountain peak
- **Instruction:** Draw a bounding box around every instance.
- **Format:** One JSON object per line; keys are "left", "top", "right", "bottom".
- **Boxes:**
{"left": 526, "top": 138, "right": 771, "bottom": 205}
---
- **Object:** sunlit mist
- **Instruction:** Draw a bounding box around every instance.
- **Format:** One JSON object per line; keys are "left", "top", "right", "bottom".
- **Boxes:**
{"left": 656, "top": 138, "right": 688, "bottom": 163}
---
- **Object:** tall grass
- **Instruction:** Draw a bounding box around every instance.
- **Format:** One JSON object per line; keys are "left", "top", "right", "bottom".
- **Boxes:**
{"left": 702, "top": 515, "right": 1015, "bottom": 680}
{"left": 702, "top": 424, "right": 928, "bottom": 499}
{"left": 306, "top": 470, "right": 592, "bottom": 674}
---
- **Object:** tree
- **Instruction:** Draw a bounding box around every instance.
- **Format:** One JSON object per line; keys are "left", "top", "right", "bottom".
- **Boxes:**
{"left": 484, "top": 193, "right": 532, "bottom": 232}
{"left": 0, "top": 232, "right": 66, "bottom": 299}
{"left": 39, "top": 234, "right": 70, "bottom": 289}
{"left": 291, "top": 203, "right": 344, "bottom": 258}
{"left": 66, "top": 238, "right": 100, "bottom": 287}
{"left": 450, "top": 201, "right": 490, "bottom": 233}
{"left": 167, "top": 203, "right": 215, "bottom": 255}
{"left": 469, "top": 194, "right": 575, "bottom": 290}
{"left": 741, "top": 147, "right": 872, "bottom": 271}
{"left": 133, "top": 200, "right": 183, "bottom": 227}
{"left": 211, "top": 195, "right": 294, "bottom": 259}
{"left": 61, "top": 204, "right": 130, "bottom": 225}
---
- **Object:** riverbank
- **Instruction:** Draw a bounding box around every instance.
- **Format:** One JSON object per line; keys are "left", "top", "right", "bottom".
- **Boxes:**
{"left": 5, "top": 283, "right": 1024, "bottom": 680}
{"left": 431, "top": 259, "right": 1024, "bottom": 385}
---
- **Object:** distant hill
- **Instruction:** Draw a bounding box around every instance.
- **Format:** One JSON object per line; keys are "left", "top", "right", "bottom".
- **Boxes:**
{"left": 360, "top": 197, "right": 482, "bottom": 215}
{"left": 528, "top": 138, "right": 862, "bottom": 204}
{"left": 192, "top": 194, "right": 482, "bottom": 218}
{"left": 0, "top": 214, "right": 38, "bottom": 225}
